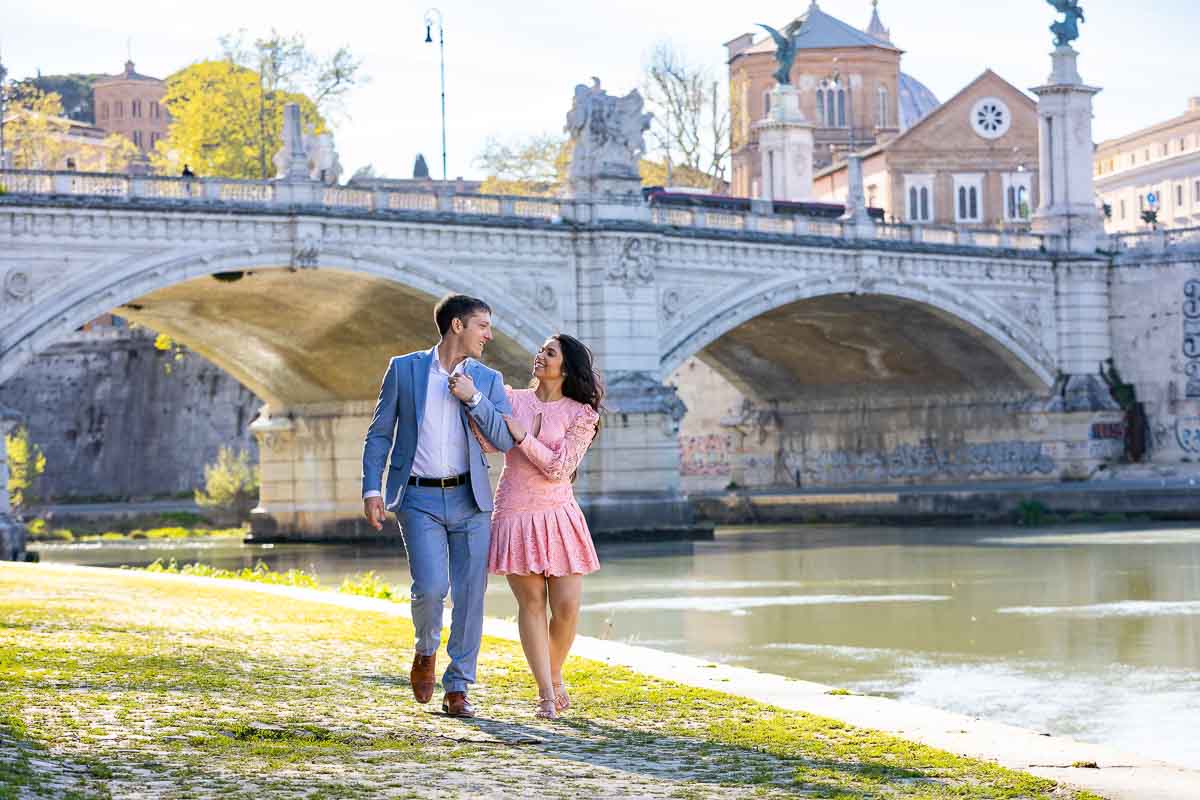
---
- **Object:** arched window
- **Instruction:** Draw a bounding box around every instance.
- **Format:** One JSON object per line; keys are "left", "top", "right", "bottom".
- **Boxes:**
{"left": 877, "top": 86, "right": 888, "bottom": 127}
{"left": 920, "top": 187, "right": 930, "bottom": 220}
{"left": 1007, "top": 187, "right": 1017, "bottom": 219}
{"left": 115, "top": 101, "right": 124, "bottom": 119}
{"left": 909, "top": 187, "right": 918, "bottom": 218}
{"left": 969, "top": 187, "right": 979, "bottom": 219}
{"left": 816, "top": 89, "right": 825, "bottom": 125}
{"left": 836, "top": 89, "right": 846, "bottom": 127}
{"left": 958, "top": 187, "right": 968, "bottom": 220}
{"left": 100, "top": 102, "right": 109, "bottom": 120}
{"left": 826, "top": 89, "right": 836, "bottom": 127}
{"left": 151, "top": 101, "right": 159, "bottom": 119}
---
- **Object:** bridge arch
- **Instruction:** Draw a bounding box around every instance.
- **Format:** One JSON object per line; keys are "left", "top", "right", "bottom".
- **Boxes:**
{"left": 0, "top": 244, "right": 550, "bottom": 407}
{"left": 661, "top": 273, "right": 1056, "bottom": 399}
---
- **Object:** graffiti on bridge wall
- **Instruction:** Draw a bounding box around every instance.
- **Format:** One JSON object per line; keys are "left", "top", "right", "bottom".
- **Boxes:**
{"left": 1182, "top": 280, "right": 1200, "bottom": 397}
{"left": 783, "top": 440, "right": 1057, "bottom": 484}
{"left": 680, "top": 433, "right": 734, "bottom": 477}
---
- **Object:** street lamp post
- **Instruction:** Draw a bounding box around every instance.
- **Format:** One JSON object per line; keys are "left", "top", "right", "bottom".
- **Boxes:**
{"left": 424, "top": 8, "right": 447, "bottom": 183}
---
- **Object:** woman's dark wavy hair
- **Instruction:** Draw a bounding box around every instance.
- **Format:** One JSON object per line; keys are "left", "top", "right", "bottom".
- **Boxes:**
{"left": 536, "top": 333, "right": 604, "bottom": 441}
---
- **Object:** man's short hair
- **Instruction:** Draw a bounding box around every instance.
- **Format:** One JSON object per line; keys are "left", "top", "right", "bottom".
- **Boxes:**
{"left": 434, "top": 294, "right": 492, "bottom": 336}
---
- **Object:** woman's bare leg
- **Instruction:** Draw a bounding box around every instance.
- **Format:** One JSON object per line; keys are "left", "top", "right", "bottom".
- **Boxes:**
{"left": 507, "top": 574, "right": 554, "bottom": 702}
{"left": 547, "top": 574, "right": 583, "bottom": 705}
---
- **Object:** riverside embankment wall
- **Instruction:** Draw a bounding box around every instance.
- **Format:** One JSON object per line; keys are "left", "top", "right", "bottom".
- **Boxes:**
{"left": 0, "top": 327, "right": 259, "bottom": 501}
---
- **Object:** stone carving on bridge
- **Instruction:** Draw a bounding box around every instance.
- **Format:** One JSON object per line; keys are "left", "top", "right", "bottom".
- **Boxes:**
{"left": 564, "top": 79, "right": 653, "bottom": 197}
{"left": 608, "top": 238, "right": 660, "bottom": 296}
{"left": 3, "top": 269, "right": 32, "bottom": 302}
{"left": 291, "top": 236, "right": 320, "bottom": 269}
{"left": 604, "top": 371, "right": 687, "bottom": 425}
{"left": 534, "top": 283, "right": 557, "bottom": 312}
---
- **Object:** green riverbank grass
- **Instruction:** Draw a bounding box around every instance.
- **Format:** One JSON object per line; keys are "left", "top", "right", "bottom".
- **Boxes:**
{"left": 0, "top": 564, "right": 1104, "bottom": 800}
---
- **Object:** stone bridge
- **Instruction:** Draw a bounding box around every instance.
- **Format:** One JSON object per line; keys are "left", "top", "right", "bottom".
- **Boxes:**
{"left": 2, "top": 167, "right": 1170, "bottom": 537}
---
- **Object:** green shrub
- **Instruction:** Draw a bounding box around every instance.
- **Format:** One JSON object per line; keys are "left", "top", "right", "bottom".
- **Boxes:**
{"left": 195, "top": 447, "right": 259, "bottom": 522}
{"left": 4, "top": 425, "right": 46, "bottom": 509}
{"left": 145, "top": 558, "right": 319, "bottom": 588}
{"left": 339, "top": 571, "right": 401, "bottom": 600}
{"left": 1017, "top": 499, "right": 1050, "bottom": 527}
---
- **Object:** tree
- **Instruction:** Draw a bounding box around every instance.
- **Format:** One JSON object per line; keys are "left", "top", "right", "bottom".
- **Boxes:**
{"left": 5, "top": 426, "right": 46, "bottom": 510}
{"left": 475, "top": 134, "right": 570, "bottom": 196}
{"left": 101, "top": 132, "right": 141, "bottom": 173}
{"left": 3, "top": 84, "right": 73, "bottom": 170}
{"left": 150, "top": 60, "right": 327, "bottom": 179}
{"left": 641, "top": 40, "right": 730, "bottom": 191}
{"left": 28, "top": 74, "right": 104, "bottom": 122}
{"left": 218, "top": 29, "right": 365, "bottom": 178}
{"left": 195, "top": 447, "right": 259, "bottom": 522}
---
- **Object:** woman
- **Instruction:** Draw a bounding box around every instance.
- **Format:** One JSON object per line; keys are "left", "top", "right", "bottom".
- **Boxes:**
{"left": 480, "top": 334, "right": 603, "bottom": 719}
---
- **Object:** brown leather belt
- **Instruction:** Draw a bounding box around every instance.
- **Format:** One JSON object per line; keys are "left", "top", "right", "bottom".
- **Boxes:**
{"left": 408, "top": 473, "right": 469, "bottom": 488}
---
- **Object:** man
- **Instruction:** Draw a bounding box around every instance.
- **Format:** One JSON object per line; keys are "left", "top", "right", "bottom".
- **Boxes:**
{"left": 362, "top": 294, "right": 514, "bottom": 717}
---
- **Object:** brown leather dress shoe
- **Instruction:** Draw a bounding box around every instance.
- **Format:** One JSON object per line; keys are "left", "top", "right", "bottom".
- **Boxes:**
{"left": 442, "top": 691, "right": 476, "bottom": 718}
{"left": 410, "top": 653, "right": 436, "bottom": 704}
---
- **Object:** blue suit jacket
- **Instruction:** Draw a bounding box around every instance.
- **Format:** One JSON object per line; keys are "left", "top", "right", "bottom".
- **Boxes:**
{"left": 361, "top": 347, "right": 515, "bottom": 512}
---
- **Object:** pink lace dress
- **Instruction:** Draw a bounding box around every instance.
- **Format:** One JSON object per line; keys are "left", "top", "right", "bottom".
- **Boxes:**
{"left": 486, "top": 388, "right": 601, "bottom": 576}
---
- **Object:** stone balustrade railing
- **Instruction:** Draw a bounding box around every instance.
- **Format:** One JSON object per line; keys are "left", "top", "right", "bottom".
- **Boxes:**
{"left": 1111, "top": 226, "right": 1200, "bottom": 254}
{"left": 0, "top": 168, "right": 1051, "bottom": 252}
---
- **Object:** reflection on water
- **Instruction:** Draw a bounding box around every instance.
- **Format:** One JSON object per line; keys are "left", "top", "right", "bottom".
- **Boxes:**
{"left": 35, "top": 522, "right": 1200, "bottom": 768}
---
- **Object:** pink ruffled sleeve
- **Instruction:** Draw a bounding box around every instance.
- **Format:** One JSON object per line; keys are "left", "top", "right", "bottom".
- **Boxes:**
{"left": 518, "top": 404, "right": 599, "bottom": 482}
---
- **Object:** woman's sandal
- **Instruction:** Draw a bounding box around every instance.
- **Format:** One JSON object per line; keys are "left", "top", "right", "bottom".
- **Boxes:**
{"left": 552, "top": 683, "right": 571, "bottom": 712}
{"left": 535, "top": 695, "right": 558, "bottom": 720}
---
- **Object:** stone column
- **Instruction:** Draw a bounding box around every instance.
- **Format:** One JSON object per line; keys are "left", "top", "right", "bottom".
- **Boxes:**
{"left": 839, "top": 154, "right": 874, "bottom": 237}
{"left": 0, "top": 404, "right": 28, "bottom": 562}
{"left": 1030, "top": 46, "right": 1105, "bottom": 255}
{"left": 272, "top": 103, "right": 320, "bottom": 205}
{"left": 754, "top": 85, "right": 815, "bottom": 202}
{"left": 571, "top": 233, "right": 692, "bottom": 533}
{"left": 249, "top": 401, "right": 379, "bottom": 541}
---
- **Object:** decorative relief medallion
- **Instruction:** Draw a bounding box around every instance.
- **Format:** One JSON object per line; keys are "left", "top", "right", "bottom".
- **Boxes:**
{"left": 3, "top": 269, "right": 32, "bottom": 301}
{"left": 661, "top": 289, "right": 682, "bottom": 318}
{"left": 535, "top": 283, "right": 557, "bottom": 312}
{"left": 609, "top": 238, "right": 660, "bottom": 296}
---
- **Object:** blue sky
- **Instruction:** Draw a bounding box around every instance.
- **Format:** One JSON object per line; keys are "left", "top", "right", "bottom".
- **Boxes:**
{"left": 2, "top": 0, "right": 1194, "bottom": 179}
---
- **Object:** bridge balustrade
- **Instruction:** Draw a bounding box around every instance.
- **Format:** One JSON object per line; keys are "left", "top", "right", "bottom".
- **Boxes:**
{"left": 0, "top": 168, "right": 1060, "bottom": 253}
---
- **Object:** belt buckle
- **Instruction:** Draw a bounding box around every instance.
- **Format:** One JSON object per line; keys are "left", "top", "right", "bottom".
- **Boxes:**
{"left": 440, "top": 476, "right": 453, "bottom": 488}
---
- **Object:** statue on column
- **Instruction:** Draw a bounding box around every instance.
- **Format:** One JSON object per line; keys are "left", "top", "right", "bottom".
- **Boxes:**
{"left": 756, "top": 24, "right": 797, "bottom": 86}
{"left": 1046, "top": 0, "right": 1085, "bottom": 47}
{"left": 564, "top": 78, "right": 652, "bottom": 194}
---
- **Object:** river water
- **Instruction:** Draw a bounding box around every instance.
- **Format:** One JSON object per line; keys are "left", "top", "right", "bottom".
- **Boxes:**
{"left": 34, "top": 522, "right": 1200, "bottom": 768}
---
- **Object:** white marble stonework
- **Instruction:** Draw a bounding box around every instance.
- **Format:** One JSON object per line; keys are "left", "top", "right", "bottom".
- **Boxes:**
{"left": 0, "top": 164, "right": 1188, "bottom": 536}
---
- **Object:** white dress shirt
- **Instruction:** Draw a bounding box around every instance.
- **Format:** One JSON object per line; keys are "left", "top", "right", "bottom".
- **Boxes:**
{"left": 412, "top": 346, "right": 471, "bottom": 479}
{"left": 363, "top": 347, "right": 480, "bottom": 500}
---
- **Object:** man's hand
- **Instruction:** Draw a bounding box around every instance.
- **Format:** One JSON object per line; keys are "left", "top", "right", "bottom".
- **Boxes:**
{"left": 364, "top": 496, "right": 387, "bottom": 531}
{"left": 448, "top": 373, "right": 477, "bottom": 402}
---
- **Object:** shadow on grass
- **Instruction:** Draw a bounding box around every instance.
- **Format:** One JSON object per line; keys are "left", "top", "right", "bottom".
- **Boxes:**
{"left": 447, "top": 712, "right": 929, "bottom": 798}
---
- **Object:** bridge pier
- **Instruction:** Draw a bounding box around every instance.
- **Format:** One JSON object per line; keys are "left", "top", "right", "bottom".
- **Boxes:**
{"left": 248, "top": 402, "right": 380, "bottom": 541}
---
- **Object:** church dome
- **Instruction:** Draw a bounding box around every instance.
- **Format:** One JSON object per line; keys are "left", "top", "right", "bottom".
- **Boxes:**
{"left": 898, "top": 72, "right": 940, "bottom": 130}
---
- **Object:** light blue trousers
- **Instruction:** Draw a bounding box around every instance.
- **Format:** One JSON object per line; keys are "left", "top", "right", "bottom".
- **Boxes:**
{"left": 396, "top": 483, "right": 491, "bottom": 695}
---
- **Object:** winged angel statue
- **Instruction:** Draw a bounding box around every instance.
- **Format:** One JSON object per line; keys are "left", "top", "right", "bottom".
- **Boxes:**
{"left": 756, "top": 23, "right": 797, "bottom": 86}
{"left": 1046, "top": 0, "right": 1085, "bottom": 47}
